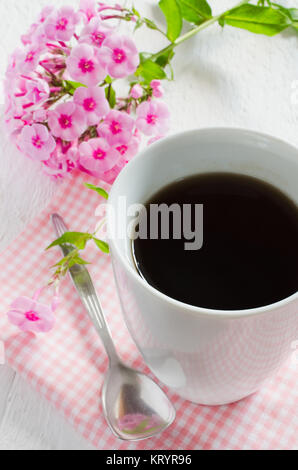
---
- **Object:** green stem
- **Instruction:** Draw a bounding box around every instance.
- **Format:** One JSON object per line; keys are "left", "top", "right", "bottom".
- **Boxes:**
{"left": 150, "top": 0, "right": 250, "bottom": 61}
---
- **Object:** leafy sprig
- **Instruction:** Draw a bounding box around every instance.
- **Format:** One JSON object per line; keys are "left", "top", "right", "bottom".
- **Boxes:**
{"left": 47, "top": 184, "right": 109, "bottom": 284}
{"left": 119, "top": 0, "right": 298, "bottom": 85}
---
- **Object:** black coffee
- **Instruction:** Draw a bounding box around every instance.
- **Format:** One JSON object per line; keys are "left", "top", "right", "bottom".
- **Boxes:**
{"left": 132, "top": 173, "right": 298, "bottom": 310}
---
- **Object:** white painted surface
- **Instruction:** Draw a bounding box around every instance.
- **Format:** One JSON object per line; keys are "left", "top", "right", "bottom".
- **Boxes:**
{"left": 0, "top": 0, "right": 297, "bottom": 450}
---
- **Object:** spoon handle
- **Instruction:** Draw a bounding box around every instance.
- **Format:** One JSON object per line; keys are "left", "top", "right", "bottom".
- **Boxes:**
{"left": 51, "top": 213, "right": 119, "bottom": 365}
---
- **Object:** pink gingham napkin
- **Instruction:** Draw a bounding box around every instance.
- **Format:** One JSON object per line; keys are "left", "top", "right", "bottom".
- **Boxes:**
{"left": 0, "top": 172, "right": 297, "bottom": 450}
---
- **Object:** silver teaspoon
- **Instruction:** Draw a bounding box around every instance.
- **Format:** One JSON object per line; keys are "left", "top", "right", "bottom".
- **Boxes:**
{"left": 51, "top": 214, "right": 176, "bottom": 441}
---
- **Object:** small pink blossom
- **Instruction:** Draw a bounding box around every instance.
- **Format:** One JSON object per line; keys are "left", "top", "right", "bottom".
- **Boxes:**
{"left": 7, "top": 296, "right": 55, "bottom": 333}
{"left": 151, "top": 80, "right": 164, "bottom": 98}
{"left": 15, "top": 46, "right": 43, "bottom": 73}
{"left": 80, "top": 17, "right": 113, "bottom": 48}
{"left": 19, "top": 124, "right": 56, "bottom": 161}
{"left": 26, "top": 79, "right": 50, "bottom": 105}
{"left": 21, "top": 7, "right": 55, "bottom": 45}
{"left": 74, "top": 86, "right": 109, "bottom": 126}
{"left": 130, "top": 84, "right": 143, "bottom": 99}
{"left": 101, "top": 135, "right": 139, "bottom": 184}
{"left": 66, "top": 44, "right": 107, "bottom": 87}
{"left": 79, "top": 0, "right": 97, "bottom": 23}
{"left": 45, "top": 7, "right": 80, "bottom": 42}
{"left": 38, "top": 6, "right": 55, "bottom": 24}
{"left": 136, "top": 101, "right": 170, "bottom": 136}
{"left": 21, "top": 23, "right": 39, "bottom": 46}
{"left": 115, "top": 136, "right": 139, "bottom": 161}
{"left": 97, "top": 110, "right": 135, "bottom": 146}
{"left": 48, "top": 102, "right": 87, "bottom": 141}
{"left": 43, "top": 143, "right": 79, "bottom": 180}
{"left": 79, "top": 137, "right": 120, "bottom": 177}
{"left": 100, "top": 35, "right": 139, "bottom": 79}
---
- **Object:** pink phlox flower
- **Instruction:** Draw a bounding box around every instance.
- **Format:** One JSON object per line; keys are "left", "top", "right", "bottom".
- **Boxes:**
{"left": 44, "top": 7, "right": 80, "bottom": 42}
{"left": 43, "top": 143, "right": 79, "bottom": 180}
{"left": 80, "top": 17, "right": 114, "bottom": 48}
{"left": 15, "top": 46, "right": 44, "bottom": 74}
{"left": 115, "top": 135, "right": 139, "bottom": 162}
{"left": 100, "top": 34, "right": 140, "bottom": 79}
{"left": 21, "top": 23, "right": 39, "bottom": 46}
{"left": 21, "top": 6, "right": 54, "bottom": 46}
{"left": 19, "top": 124, "right": 56, "bottom": 161}
{"left": 74, "top": 86, "right": 109, "bottom": 126}
{"left": 100, "top": 134, "right": 139, "bottom": 184}
{"left": 25, "top": 79, "right": 50, "bottom": 105}
{"left": 150, "top": 80, "right": 164, "bottom": 98}
{"left": 7, "top": 296, "right": 55, "bottom": 333}
{"left": 48, "top": 101, "right": 87, "bottom": 141}
{"left": 5, "top": 117, "right": 26, "bottom": 139}
{"left": 79, "top": 0, "right": 97, "bottom": 23}
{"left": 130, "top": 84, "right": 143, "bottom": 99}
{"left": 38, "top": 6, "right": 55, "bottom": 24}
{"left": 97, "top": 109, "right": 135, "bottom": 146}
{"left": 78, "top": 137, "right": 120, "bottom": 177}
{"left": 66, "top": 44, "right": 107, "bottom": 87}
{"left": 136, "top": 100, "right": 170, "bottom": 136}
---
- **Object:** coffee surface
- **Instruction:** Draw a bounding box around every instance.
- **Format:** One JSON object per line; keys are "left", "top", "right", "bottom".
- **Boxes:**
{"left": 132, "top": 173, "right": 298, "bottom": 310}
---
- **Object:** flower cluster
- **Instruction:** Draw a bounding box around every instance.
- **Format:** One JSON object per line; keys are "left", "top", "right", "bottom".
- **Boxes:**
{"left": 4, "top": 1, "right": 170, "bottom": 183}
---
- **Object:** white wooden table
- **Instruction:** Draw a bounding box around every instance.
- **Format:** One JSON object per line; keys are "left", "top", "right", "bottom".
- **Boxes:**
{"left": 0, "top": 0, "right": 298, "bottom": 450}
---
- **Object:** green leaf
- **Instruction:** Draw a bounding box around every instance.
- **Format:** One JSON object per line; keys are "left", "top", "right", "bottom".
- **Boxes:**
{"left": 47, "top": 232, "right": 93, "bottom": 251}
{"left": 155, "top": 49, "right": 175, "bottom": 68}
{"left": 177, "top": 0, "right": 212, "bottom": 24}
{"left": 104, "top": 75, "right": 113, "bottom": 84}
{"left": 132, "top": 6, "right": 141, "bottom": 18}
{"left": 270, "top": 4, "right": 298, "bottom": 30}
{"left": 221, "top": 5, "right": 291, "bottom": 36}
{"left": 93, "top": 238, "right": 110, "bottom": 254}
{"left": 159, "top": 0, "right": 183, "bottom": 42}
{"left": 289, "top": 8, "right": 298, "bottom": 21}
{"left": 105, "top": 84, "right": 116, "bottom": 108}
{"left": 136, "top": 60, "right": 167, "bottom": 83}
{"left": 84, "top": 183, "right": 109, "bottom": 200}
{"left": 54, "top": 254, "right": 90, "bottom": 268}
{"left": 64, "top": 80, "right": 86, "bottom": 95}
{"left": 134, "top": 18, "right": 143, "bottom": 32}
{"left": 144, "top": 18, "right": 159, "bottom": 30}
{"left": 139, "top": 52, "right": 153, "bottom": 64}
{"left": 71, "top": 255, "right": 90, "bottom": 266}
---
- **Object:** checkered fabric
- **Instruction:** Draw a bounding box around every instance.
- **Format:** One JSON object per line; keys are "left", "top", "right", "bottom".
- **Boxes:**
{"left": 0, "top": 172, "right": 297, "bottom": 450}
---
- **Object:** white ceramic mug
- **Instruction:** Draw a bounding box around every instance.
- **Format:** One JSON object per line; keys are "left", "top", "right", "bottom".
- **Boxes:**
{"left": 108, "top": 128, "right": 298, "bottom": 405}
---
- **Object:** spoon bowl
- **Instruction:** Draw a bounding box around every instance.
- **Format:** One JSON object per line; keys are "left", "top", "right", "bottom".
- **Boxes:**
{"left": 102, "top": 363, "right": 176, "bottom": 441}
